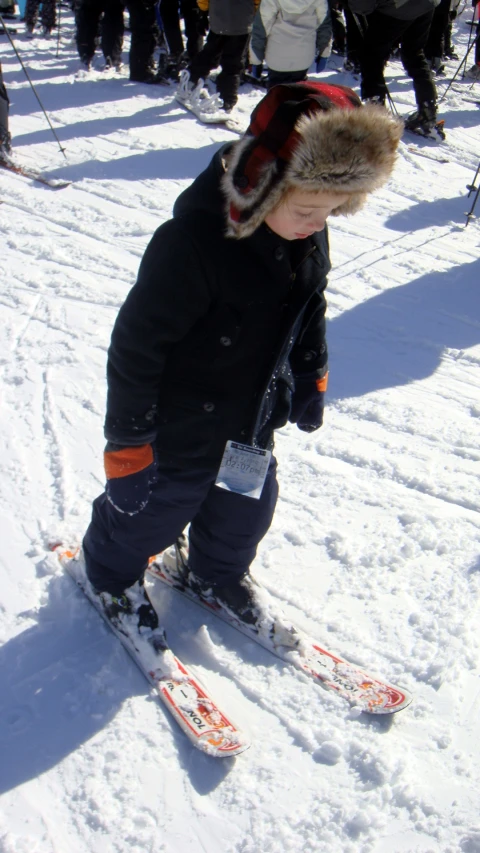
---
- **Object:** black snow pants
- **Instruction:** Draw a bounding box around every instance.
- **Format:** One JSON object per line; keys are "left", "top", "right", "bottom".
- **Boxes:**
{"left": 75, "top": 0, "right": 157, "bottom": 78}
{"left": 75, "top": 0, "right": 124, "bottom": 66}
{"left": 359, "top": 9, "right": 437, "bottom": 106}
{"left": 83, "top": 457, "right": 279, "bottom": 596}
{"left": 0, "top": 62, "right": 9, "bottom": 149}
{"left": 425, "top": 0, "right": 451, "bottom": 60}
{"left": 25, "top": 0, "right": 56, "bottom": 32}
{"left": 160, "top": 0, "right": 203, "bottom": 59}
{"left": 188, "top": 30, "right": 250, "bottom": 108}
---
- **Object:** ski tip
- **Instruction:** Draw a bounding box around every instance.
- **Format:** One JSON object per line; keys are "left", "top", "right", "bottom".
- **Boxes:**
{"left": 197, "top": 729, "right": 251, "bottom": 758}
{"left": 358, "top": 686, "right": 413, "bottom": 715}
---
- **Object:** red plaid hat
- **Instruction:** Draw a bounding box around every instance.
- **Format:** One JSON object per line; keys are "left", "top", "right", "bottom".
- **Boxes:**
{"left": 221, "top": 81, "right": 403, "bottom": 238}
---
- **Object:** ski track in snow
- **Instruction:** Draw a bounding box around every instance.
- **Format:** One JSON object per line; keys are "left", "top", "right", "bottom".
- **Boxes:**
{"left": 1, "top": 11, "right": 480, "bottom": 853}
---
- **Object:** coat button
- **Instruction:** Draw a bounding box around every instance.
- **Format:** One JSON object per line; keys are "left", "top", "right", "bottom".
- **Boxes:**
{"left": 203, "top": 402, "right": 215, "bottom": 413}
{"left": 274, "top": 247, "right": 284, "bottom": 261}
{"left": 304, "top": 350, "right": 315, "bottom": 361}
{"left": 220, "top": 336, "right": 232, "bottom": 346}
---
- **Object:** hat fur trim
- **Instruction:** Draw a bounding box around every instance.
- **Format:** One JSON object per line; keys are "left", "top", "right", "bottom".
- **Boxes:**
{"left": 222, "top": 104, "right": 403, "bottom": 239}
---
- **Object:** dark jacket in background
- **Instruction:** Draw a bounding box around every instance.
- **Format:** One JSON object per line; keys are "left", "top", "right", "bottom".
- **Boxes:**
{"left": 105, "top": 146, "right": 331, "bottom": 466}
{"left": 348, "top": 0, "right": 439, "bottom": 19}
{"left": 201, "top": 0, "right": 258, "bottom": 35}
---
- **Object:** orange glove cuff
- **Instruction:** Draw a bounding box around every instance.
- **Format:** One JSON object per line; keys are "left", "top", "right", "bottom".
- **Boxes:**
{"left": 104, "top": 444, "right": 154, "bottom": 479}
{"left": 316, "top": 372, "right": 329, "bottom": 393}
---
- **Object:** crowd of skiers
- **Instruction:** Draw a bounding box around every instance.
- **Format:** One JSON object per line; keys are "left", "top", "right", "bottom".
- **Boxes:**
{"left": 0, "top": 0, "right": 480, "bottom": 162}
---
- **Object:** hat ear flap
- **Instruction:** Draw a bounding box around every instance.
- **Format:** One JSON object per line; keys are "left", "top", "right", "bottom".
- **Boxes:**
{"left": 223, "top": 136, "right": 281, "bottom": 211}
{"left": 222, "top": 136, "right": 292, "bottom": 238}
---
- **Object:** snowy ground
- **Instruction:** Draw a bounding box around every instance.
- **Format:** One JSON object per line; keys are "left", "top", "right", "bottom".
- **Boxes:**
{"left": 1, "top": 9, "right": 480, "bottom": 853}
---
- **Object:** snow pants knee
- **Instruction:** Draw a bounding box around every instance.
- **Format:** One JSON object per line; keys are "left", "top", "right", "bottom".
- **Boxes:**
{"left": 83, "top": 456, "right": 279, "bottom": 596}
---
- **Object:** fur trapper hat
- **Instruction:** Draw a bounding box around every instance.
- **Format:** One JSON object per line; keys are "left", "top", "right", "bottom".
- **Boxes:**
{"left": 222, "top": 82, "right": 403, "bottom": 239}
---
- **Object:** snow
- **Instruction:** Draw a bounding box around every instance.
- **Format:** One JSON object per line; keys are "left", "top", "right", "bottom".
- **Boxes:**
{"left": 1, "top": 10, "right": 480, "bottom": 853}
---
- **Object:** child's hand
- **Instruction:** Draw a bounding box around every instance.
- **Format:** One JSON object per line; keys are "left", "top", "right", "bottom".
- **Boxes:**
{"left": 104, "top": 443, "right": 157, "bottom": 514}
{"left": 289, "top": 372, "right": 328, "bottom": 433}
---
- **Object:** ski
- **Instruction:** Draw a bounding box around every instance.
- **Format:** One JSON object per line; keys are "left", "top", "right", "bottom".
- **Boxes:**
{"left": 402, "top": 143, "right": 449, "bottom": 164}
{"left": 0, "top": 157, "right": 71, "bottom": 189}
{"left": 175, "top": 97, "right": 246, "bottom": 135}
{"left": 147, "top": 554, "right": 413, "bottom": 716}
{"left": 55, "top": 547, "right": 250, "bottom": 758}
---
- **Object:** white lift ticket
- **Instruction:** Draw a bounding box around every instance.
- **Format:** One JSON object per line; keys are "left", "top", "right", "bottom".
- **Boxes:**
{"left": 215, "top": 441, "right": 272, "bottom": 499}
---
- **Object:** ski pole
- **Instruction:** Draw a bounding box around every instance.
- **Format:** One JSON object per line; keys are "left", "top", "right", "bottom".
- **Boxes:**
{"left": 56, "top": 0, "right": 61, "bottom": 59}
{"left": 0, "top": 11, "right": 67, "bottom": 159}
{"left": 465, "top": 160, "right": 480, "bottom": 227}
{"left": 438, "top": 36, "right": 476, "bottom": 102}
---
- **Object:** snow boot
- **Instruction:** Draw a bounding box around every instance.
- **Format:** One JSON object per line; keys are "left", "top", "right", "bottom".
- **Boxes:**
{"left": 104, "top": 56, "right": 123, "bottom": 72}
{"left": 164, "top": 51, "right": 188, "bottom": 81}
{"left": 404, "top": 101, "right": 445, "bottom": 141}
{"left": 161, "top": 537, "right": 301, "bottom": 647}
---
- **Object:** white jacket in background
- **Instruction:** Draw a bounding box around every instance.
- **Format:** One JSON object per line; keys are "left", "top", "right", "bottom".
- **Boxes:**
{"left": 250, "top": 0, "right": 329, "bottom": 73}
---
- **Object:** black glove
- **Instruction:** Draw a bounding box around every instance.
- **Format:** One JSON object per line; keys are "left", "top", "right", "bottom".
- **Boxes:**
{"left": 289, "top": 372, "right": 328, "bottom": 433}
{"left": 104, "top": 442, "right": 157, "bottom": 514}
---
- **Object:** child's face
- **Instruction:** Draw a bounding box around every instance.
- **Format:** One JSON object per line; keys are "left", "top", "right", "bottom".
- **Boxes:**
{"left": 265, "top": 188, "right": 351, "bottom": 241}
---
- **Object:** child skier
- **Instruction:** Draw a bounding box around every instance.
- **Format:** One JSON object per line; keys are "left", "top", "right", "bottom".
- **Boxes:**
{"left": 81, "top": 82, "right": 402, "bottom": 637}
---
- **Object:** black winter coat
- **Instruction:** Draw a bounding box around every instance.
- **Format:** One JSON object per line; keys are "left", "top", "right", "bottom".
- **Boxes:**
{"left": 207, "top": 0, "right": 258, "bottom": 36}
{"left": 347, "top": 0, "right": 439, "bottom": 20}
{"left": 105, "top": 146, "right": 331, "bottom": 467}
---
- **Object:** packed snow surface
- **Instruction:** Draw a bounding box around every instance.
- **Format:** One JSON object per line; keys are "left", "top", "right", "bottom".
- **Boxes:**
{"left": 1, "top": 11, "right": 479, "bottom": 853}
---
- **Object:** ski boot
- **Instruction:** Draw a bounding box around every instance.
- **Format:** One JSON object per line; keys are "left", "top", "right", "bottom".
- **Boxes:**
{"left": 0, "top": 130, "right": 12, "bottom": 162}
{"left": 161, "top": 536, "right": 301, "bottom": 646}
{"left": 99, "top": 580, "right": 160, "bottom": 633}
{"left": 404, "top": 101, "right": 445, "bottom": 141}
